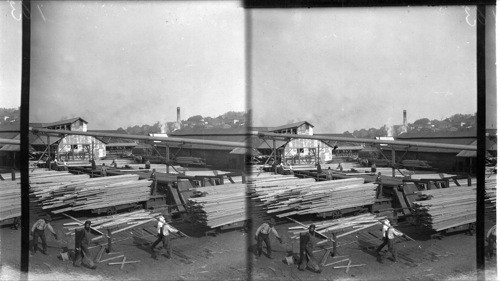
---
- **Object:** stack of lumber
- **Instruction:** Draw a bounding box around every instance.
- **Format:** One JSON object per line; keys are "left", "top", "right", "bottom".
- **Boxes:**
{"left": 287, "top": 213, "right": 385, "bottom": 240}
{"left": 412, "top": 186, "right": 476, "bottom": 232}
{"left": 0, "top": 180, "right": 21, "bottom": 221}
{"left": 409, "top": 173, "right": 456, "bottom": 180}
{"left": 251, "top": 176, "right": 377, "bottom": 217}
{"left": 30, "top": 171, "right": 152, "bottom": 214}
{"left": 485, "top": 177, "right": 496, "bottom": 205}
{"left": 187, "top": 183, "right": 247, "bottom": 228}
{"left": 485, "top": 176, "right": 496, "bottom": 222}
{"left": 401, "top": 159, "right": 433, "bottom": 169}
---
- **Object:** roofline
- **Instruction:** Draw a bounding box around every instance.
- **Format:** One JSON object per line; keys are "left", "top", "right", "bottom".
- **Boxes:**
{"left": 30, "top": 128, "right": 248, "bottom": 148}
{"left": 254, "top": 131, "right": 477, "bottom": 151}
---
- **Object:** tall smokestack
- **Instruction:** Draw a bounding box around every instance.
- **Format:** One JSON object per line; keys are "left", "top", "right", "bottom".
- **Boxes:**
{"left": 403, "top": 110, "right": 407, "bottom": 127}
{"left": 177, "top": 107, "right": 180, "bottom": 123}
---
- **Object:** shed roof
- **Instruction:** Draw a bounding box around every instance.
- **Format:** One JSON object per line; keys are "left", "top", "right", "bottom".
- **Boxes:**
{"left": 31, "top": 117, "right": 88, "bottom": 128}
{"left": 397, "top": 130, "right": 476, "bottom": 139}
{"left": 272, "top": 121, "right": 314, "bottom": 131}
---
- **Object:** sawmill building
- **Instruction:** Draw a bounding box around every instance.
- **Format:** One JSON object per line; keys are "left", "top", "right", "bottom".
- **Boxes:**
{"left": 383, "top": 130, "right": 481, "bottom": 173}
{"left": 30, "top": 117, "right": 106, "bottom": 160}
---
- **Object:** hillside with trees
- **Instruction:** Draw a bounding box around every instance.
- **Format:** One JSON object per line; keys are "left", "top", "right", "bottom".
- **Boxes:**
{"left": 347, "top": 113, "right": 477, "bottom": 139}
{"left": 118, "top": 111, "right": 249, "bottom": 135}
{"left": 0, "top": 107, "right": 20, "bottom": 125}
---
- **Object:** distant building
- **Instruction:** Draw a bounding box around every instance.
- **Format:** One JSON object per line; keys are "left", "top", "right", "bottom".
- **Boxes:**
{"left": 261, "top": 121, "right": 335, "bottom": 165}
{"left": 383, "top": 130, "right": 479, "bottom": 173}
{"left": 31, "top": 117, "right": 106, "bottom": 160}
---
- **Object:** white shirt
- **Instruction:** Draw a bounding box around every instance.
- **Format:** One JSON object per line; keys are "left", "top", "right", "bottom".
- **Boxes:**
{"left": 255, "top": 223, "right": 280, "bottom": 238}
{"left": 31, "top": 219, "right": 56, "bottom": 234}
{"left": 381, "top": 224, "right": 389, "bottom": 238}
{"left": 157, "top": 220, "right": 177, "bottom": 236}
{"left": 387, "top": 226, "right": 403, "bottom": 240}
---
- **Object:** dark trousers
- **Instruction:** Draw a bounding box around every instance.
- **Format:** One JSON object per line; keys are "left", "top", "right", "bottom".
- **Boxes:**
{"left": 257, "top": 232, "right": 271, "bottom": 256}
{"left": 488, "top": 234, "right": 496, "bottom": 258}
{"left": 32, "top": 229, "right": 47, "bottom": 253}
{"left": 298, "top": 246, "right": 320, "bottom": 272}
{"left": 376, "top": 237, "right": 397, "bottom": 261}
{"left": 151, "top": 234, "right": 172, "bottom": 257}
{"left": 73, "top": 246, "right": 95, "bottom": 267}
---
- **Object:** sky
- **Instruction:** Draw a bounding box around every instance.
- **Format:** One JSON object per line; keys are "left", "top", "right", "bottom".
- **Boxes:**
{"left": 0, "top": 1, "right": 22, "bottom": 109}
{"left": 29, "top": 1, "right": 245, "bottom": 130}
{"left": 250, "top": 6, "right": 488, "bottom": 133}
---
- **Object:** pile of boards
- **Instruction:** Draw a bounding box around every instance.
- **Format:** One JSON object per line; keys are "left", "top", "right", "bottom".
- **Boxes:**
{"left": 29, "top": 170, "right": 151, "bottom": 214}
{"left": 62, "top": 209, "right": 167, "bottom": 240}
{"left": 412, "top": 186, "right": 476, "bottom": 232}
{"left": 0, "top": 179, "right": 21, "bottom": 221}
{"left": 485, "top": 177, "right": 496, "bottom": 205}
{"left": 287, "top": 213, "right": 384, "bottom": 241}
{"left": 250, "top": 175, "right": 377, "bottom": 217}
{"left": 187, "top": 183, "right": 246, "bottom": 228}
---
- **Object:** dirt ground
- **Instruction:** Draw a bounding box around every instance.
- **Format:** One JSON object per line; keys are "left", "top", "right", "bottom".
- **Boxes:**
{"left": 0, "top": 206, "right": 497, "bottom": 281}
{"left": 249, "top": 216, "right": 498, "bottom": 281}
{"left": 0, "top": 215, "right": 248, "bottom": 281}
{"left": 0, "top": 212, "right": 497, "bottom": 281}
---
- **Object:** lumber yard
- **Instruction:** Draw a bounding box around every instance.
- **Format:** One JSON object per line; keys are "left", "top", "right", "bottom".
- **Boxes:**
{"left": 0, "top": 120, "right": 495, "bottom": 281}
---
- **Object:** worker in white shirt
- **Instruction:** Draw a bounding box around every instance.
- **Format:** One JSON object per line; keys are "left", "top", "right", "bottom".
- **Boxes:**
{"left": 31, "top": 215, "right": 58, "bottom": 255}
{"left": 375, "top": 219, "right": 406, "bottom": 263}
{"left": 150, "top": 215, "right": 178, "bottom": 259}
{"left": 255, "top": 218, "right": 282, "bottom": 259}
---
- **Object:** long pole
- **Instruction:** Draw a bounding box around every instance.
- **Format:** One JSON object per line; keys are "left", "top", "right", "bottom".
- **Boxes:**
{"left": 32, "top": 128, "right": 248, "bottom": 148}
{"left": 273, "top": 139, "right": 277, "bottom": 174}
{"left": 255, "top": 132, "right": 476, "bottom": 151}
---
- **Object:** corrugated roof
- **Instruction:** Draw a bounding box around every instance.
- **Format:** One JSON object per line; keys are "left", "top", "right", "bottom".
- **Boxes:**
{"left": 397, "top": 130, "right": 476, "bottom": 139}
{"left": 271, "top": 121, "right": 314, "bottom": 131}
{"left": 31, "top": 117, "right": 88, "bottom": 128}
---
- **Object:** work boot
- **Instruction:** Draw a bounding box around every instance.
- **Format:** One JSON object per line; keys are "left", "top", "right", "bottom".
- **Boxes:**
{"left": 90, "top": 265, "right": 97, "bottom": 270}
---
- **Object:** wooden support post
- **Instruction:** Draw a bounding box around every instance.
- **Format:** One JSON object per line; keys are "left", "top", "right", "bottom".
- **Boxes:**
{"left": 106, "top": 228, "right": 112, "bottom": 253}
{"left": 273, "top": 139, "right": 277, "bottom": 174}
{"left": 165, "top": 144, "right": 170, "bottom": 174}
{"left": 391, "top": 148, "right": 396, "bottom": 178}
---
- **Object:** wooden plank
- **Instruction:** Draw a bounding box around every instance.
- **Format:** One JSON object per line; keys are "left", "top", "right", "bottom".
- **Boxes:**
{"left": 168, "top": 186, "right": 185, "bottom": 212}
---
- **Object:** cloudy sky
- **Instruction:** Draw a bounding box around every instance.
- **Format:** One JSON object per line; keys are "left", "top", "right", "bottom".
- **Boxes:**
{"left": 1, "top": 1, "right": 22, "bottom": 109}
{"left": 250, "top": 6, "right": 486, "bottom": 133}
{"left": 29, "top": 1, "right": 244, "bottom": 130}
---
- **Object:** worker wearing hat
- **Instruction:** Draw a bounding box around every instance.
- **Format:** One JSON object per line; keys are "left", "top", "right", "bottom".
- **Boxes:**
{"left": 298, "top": 224, "right": 321, "bottom": 273}
{"left": 74, "top": 220, "right": 97, "bottom": 269}
{"left": 375, "top": 219, "right": 406, "bottom": 263}
{"left": 31, "top": 215, "right": 58, "bottom": 255}
{"left": 151, "top": 214, "right": 179, "bottom": 259}
{"left": 255, "top": 218, "right": 282, "bottom": 259}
